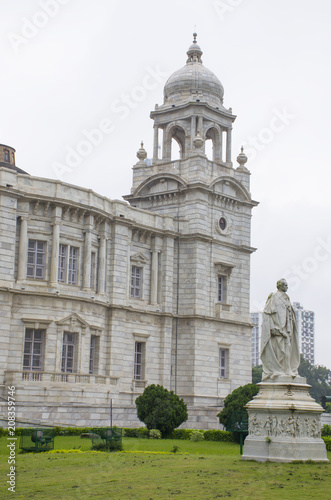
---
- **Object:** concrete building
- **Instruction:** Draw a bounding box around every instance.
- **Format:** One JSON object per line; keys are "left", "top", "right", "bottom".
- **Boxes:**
{"left": 250, "top": 302, "right": 315, "bottom": 366}
{"left": 293, "top": 302, "right": 315, "bottom": 364}
{"left": 0, "top": 36, "right": 257, "bottom": 429}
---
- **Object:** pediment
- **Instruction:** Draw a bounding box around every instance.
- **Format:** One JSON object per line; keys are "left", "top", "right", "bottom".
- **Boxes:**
{"left": 130, "top": 252, "right": 149, "bottom": 264}
{"left": 55, "top": 313, "right": 90, "bottom": 330}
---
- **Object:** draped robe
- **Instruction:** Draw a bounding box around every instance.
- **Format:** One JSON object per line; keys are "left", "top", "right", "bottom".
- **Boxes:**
{"left": 260, "top": 291, "right": 300, "bottom": 381}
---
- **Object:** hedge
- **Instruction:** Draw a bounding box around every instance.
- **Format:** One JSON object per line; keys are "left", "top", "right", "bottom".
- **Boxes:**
{"left": 0, "top": 425, "right": 234, "bottom": 442}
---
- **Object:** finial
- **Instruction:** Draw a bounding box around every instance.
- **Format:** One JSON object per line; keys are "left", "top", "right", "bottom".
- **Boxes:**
{"left": 236, "top": 146, "right": 248, "bottom": 170}
{"left": 136, "top": 141, "right": 147, "bottom": 163}
{"left": 193, "top": 32, "right": 197, "bottom": 44}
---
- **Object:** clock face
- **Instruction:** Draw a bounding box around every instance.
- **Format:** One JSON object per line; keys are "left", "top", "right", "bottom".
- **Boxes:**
{"left": 219, "top": 217, "right": 227, "bottom": 231}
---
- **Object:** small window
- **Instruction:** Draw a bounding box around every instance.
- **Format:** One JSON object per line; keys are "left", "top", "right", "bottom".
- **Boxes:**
{"left": 61, "top": 332, "right": 77, "bottom": 373}
{"left": 23, "top": 328, "right": 45, "bottom": 371}
{"left": 217, "top": 275, "right": 227, "bottom": 302}
{"left": 219, "top": 217, "right": 227, "bottom": 231}
{"left": 219, "top": 348, "right": 229, "bottom": 379}
{"left": 4, "top": 149, "right": 10, "bottom": 162}
{"left": 134, "top": 341, "right": 145, "bottom": 380}
{"left": 131, "top": 266, "right": 142, "bottom": 298}
{"left": 27, "top": 240, "right": 46, "bottom": 279}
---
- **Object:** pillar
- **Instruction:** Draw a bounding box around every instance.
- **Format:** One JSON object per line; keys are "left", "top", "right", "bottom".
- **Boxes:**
{"left": 153, "top": 125, "right": 159, "bottom": 161}
{"left": 97, "top": 235, "right": 107, "bottom": 295}
{"left": 226, "top": 127, "right": 232, "bottom": 163}
{"left": 49, "top": 206, "right": 62, "bottom": 286}
{"left": 17, "top": 216, "right": 28, "bottom": 281}
{"left": 83, "top": 215, "right": 94, "bottom": 290}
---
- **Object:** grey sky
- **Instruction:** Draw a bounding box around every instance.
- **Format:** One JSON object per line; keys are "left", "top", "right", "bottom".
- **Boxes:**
{"left": 1, "top": 0, "right": 330, "bottom": 366}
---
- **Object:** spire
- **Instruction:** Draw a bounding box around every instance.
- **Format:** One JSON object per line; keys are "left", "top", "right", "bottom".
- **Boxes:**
{"left": 186, "top": 32, "right": 203, "bottom": 64}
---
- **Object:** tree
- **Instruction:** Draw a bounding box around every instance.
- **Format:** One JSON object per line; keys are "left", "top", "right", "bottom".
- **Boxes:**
{"left": 298, "top": 355, "right": 331, "bottom": 403}
{"left": 252, "top": 365, "right": 262, "bottom": 384}
{"left": 135, "top": 384, "right": 188, "bottom": 437}
{"left": 217, "top": 384, "right": 259, "bottom": 428}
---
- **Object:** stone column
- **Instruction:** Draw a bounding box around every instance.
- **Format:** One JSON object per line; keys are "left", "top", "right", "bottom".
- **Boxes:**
{"left": 150, "top": 250, "right": 159, "bottom": 305}
{"left": 97, "top": 235, "right": 107, "bottom": 295}
{"left": 218, "top": 128, "right": 223, "bottom": 162}
{"left": 198, "top": 116, "right": 203, "bottom": 135}
{"left": 226, "top": 127, "right": 232, "bottom": 163}
{"left": 49, "top": 206, "right": 62, "bottom": 286}
{"left": 190, "top": 116, "right": 196, "bottom": 149}
{"left": 150, "top": 236, "right": 162, "bottom": 305}
{"left": 17, "top": 216, "right": 28, "bottom": 281}
{"left": 83, "top": 215, "right": 94, "bottom": 291}
{"left": 153, "top": 125, "right": 159, "bottom": 161}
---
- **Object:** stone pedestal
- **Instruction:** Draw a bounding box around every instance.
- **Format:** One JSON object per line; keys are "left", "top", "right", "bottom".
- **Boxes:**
{"left": 242, "top": 376, "right": 329, "bottom": 463}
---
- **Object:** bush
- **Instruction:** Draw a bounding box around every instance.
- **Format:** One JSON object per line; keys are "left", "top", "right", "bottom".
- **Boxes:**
{"left": 190, "top": 430, "right": 204, "bottom": 442}
{"left": 135, "top": 384, "right": 188, "bottom": 438}
{"left": 321, "top": 424, "right": 331, "bottom": 437}
{"left": 169, "top": 429, "right": 192, "bottom": 440}
{"left": 149, "top": 429, "right": 162, "bottom": 439}
{"left": 203, "top": 430, "right": 235, "bottom": 442}
{"left": 217, "top": 384, "right": 259, "bottom": 428}
{"left": 322, "top": 436, "right": 331, "bottom": 451}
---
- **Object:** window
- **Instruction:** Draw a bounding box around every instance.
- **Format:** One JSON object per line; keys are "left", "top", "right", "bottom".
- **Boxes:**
{"left": 217, "top": 275, "right": 226, "bottom": 302}
{"left": 134, "top": 342, "right": 145, "bottom": 380}
{"left": 23, "top": 329, "right": 45, "bottom": 371}
{"left": 90, "top": 251, "right": 97, "bottom": 289}
{"left": 61, "top": 332, "right": 77, "bottom": 373}
{"left": 219, "top": 348, "right": 229, "bottom": 379}
{"left": 131, "top": 266, "right": 142, "bottom": 298}
{"left": 58, "top": 244, "right": 79, "bottom": 284}
{"left": 4, "top": 149, "right": 9, "bottom": 162}
{"left": 89, "top": 335, "right": 99, "bottom": 374}
{"left": 27, "top": 240, "right": 46, "bottom": 279}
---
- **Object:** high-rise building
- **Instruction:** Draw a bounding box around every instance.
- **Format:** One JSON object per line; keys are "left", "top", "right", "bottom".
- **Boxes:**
{"left": 293, "top": 302, "right": 315, "bottom": 364}
{"left": 250, "top": 302, "right": 315, "bottom": 366}
{"left": 0, "top": 36, "right": 257, "bottom": 429}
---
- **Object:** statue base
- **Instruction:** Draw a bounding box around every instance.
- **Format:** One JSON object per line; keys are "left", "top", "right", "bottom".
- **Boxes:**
{"left": 241, "top": 376, "right": 329, "bottom": 463}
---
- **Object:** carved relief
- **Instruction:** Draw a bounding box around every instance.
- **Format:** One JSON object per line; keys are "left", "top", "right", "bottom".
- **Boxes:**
{"left": 248, "top": 413, "right": 322, "bottom": 439}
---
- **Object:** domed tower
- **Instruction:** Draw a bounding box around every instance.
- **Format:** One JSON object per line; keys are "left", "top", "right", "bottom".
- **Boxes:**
{"left": 125, "top": 36, "right": 258, "bottom": 411}
{"left": 153, "top": 32, "right": 233, "bottom": 165}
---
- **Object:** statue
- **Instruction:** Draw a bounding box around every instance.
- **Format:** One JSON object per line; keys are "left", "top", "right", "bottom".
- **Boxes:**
{"left": 260, "top": 279, "right": 300, "bottom": 381}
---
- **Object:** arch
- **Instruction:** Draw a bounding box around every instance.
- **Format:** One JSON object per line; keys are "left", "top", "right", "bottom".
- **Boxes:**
{"left": 205, "top": 125, "right": 222, "bottom": 162}
{"left": 131, "top": 173, "right": 188, "bottom": 198}
{"left": 163, "top": 123, "right": 187, "bottom": 161}
{"left": 209, "top": 176, "right": 251, "bottom": 202}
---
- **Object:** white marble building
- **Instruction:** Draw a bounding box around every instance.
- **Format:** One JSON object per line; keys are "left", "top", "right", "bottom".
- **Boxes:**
{"left": 0, "top": 36, "right": 257, "bottom": 429}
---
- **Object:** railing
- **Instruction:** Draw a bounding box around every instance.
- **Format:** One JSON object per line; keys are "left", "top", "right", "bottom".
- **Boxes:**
{"left": 5, "top": 370, "right": 118, "bottom": 386}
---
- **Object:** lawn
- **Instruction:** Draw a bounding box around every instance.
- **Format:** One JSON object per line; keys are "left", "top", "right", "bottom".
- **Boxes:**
{"left": 0, "top": 436, "right": 330, "bottom": 499}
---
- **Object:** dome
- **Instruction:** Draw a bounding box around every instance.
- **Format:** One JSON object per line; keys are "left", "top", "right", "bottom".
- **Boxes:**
{"left": 163, "top": 35, "right": 224, "bottom": 108}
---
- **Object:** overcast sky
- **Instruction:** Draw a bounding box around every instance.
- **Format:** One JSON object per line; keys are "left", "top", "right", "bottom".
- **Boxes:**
{"left": 1, "top": 0, "right": 330, "bottom": 367}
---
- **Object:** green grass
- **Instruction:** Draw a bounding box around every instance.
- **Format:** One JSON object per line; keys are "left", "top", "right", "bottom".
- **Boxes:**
{"left": 0, "top": 436, "right": 330, "bottom": 499}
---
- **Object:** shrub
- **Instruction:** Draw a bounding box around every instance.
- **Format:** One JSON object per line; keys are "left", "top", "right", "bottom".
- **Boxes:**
{"left": 190, "top": 430, "right": 204, "bottom": 442}
{"left": 169, "top": 429, "right": 192, "bottom": 440}
{"left": 135, "top": 384, "right": 188, "bottom": 438}
{"left": 322, "top": 436, "right": 331, "bottom": 451}
{"left": 149, "top": 429, "right": 162, "bottom": 439}
{"left": 321, "top": 424, "right": 331, "bottom": 437}
{"left": 217, "top": 384, "right": 259, "bottom": 428}
{"left": 203, "top": 430, "right": 235, "bottom": 442}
